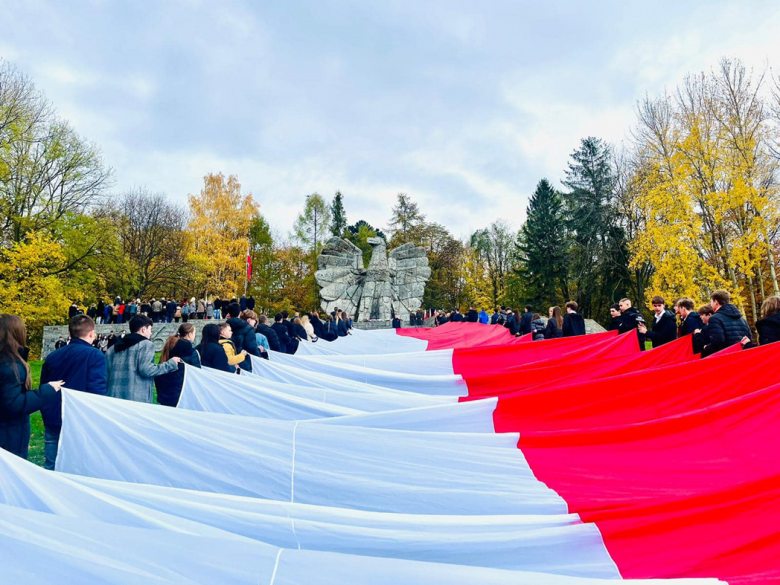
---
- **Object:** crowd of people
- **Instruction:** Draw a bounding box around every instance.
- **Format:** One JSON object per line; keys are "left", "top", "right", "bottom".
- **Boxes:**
{"left": 2, "top": 288, "right": 780, "bottom": 469}
{"left": 427, "top": 303, "right": 586, "bottom": 339}
{"left": 70, "top": 295, "right": 261, "bottom": 325}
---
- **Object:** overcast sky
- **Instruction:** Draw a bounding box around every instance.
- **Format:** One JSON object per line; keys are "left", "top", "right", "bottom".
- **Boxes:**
{"left": 3, "top": 0, "right": 780, "bottom": 239}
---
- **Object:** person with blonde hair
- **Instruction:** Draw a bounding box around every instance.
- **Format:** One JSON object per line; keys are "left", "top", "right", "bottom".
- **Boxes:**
{"left": 300, "top": 315, "right": 317, "bottom": 341}
{"left": 756, "top": 295, "right": 780, "bottom": 346}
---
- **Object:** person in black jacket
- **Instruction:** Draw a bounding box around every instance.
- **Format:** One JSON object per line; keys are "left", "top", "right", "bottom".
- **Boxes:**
{"left": 607, "top": 304, "right": 621, "bottom": 331}
{"left": 282, "top": 311, "right": 296, "bottom": 339}
{"left": 677, "top": 298, "right": 704, "bottom": 338}
{"left": 272, "top": 313, "right": 296, "bottom": 351}
{"left": 466, "top": 306, "right": 479, "bottom": 323}
{"left": 224, "top": 304, "right": 261, "bottom": 372}
{"left": 530, "top": 313, "right": 546, "bottom": 340}
{"left": 638, "top": 296, "right": 677, "bottom": 348}
{"left": 756, "top": 295, "right": 780, "bottom": 346}
{"left": 257, "top": 315, "right": 281, "bottom": 352}
{"left": 562, "top": 301, "right": 586, "bottom": 337}
{"left": 692, "top": 305, "right": 713, "bottom": 354}
{"left": 309, "top": 312, "right": 325, "bottom": 338}
{"left": 616, "top": 298, "right": 645, "bottom": 349}
{"left": 519, "top": 306, "right": 534, "bottom": 335}
{"left": 292, "top": 317, "right": 309, "bottom": 341}
{"left": 504, "top": 308, "right": 519, "bottom": 335}
{"left": 544, "top": 306, "right": 564, "bottom": 339}
{"left": 155, "top": 323, "right": 201, "bottom": 407}
{"left": 450, "top": 309, "right": 464, "bottom": 322}
{"left": 197, "top": 323, "right": 233, "bottom": 373}
{"left": 703, "top": 290, "right": 752, "bottom": 355}
{"left": 490, "top": 308, "right": 500, "bottom": 325}
{"left": 0, "top": 314, "right": 63, "bottom": 459}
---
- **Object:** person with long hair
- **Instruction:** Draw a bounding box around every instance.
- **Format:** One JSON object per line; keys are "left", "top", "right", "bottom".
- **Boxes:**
{"left": 196, "top": 323, "right": 234, "bottom": 373}
{"left": 544, "top": 306, "right": 564, "bottom": 339}
{"left": 756, "top": 295, "right": 780, "bottom": 346}
{"left": 300, "top": 315, "right": 317, "bottom": 341}
{"left": 0, "top": 314, "right": 64, "bottom": 459}
{"left": 155, "top": 323, "right": 201, "bottom": 406}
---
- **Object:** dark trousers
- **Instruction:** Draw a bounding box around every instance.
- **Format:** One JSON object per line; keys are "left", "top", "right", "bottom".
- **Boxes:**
{"left": 44, "top": 425, "right": 61, "bottom": 470}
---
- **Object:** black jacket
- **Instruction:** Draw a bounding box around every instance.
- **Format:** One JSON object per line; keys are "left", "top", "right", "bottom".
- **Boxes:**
{"left": 41, "top": 338, "right": 107, "bottom": 427}
{"left": 608, "top": 318, "right": 621, "bottom": 332}
{"left": 272, "top": 322, "right": 294, "bottom": 353}
{"left": 257, "top": 323, "right": 281, "bottom": 352}
{"left": 680, "top": 312, "right": 704, "bottom": 337}
{"left": 519, "top": 312, "right": 534, "bottom": 335}
{"left": 392, "top": 317, "right": 401, "bottom": 329}
{"left": 450, "top": 312, "right": 464, "bottom": 322}
{"left": 562, "top": 312, "right": 586, "bottom": 337}
{"left": 490, "top": 312, "right": 500, "bottom": 325}
{"left": 504, "top": 312, "right": 519, "bottom": 335}
{"left": 645, "top": 310, "right": 677, "bottom": 348}
{"left": 336, "top": 319, "right": 348, "bottom": 337}
{"left": 544, "top": 318, "right": 563, "bottom": 339}
{"left": 155, "top": 340, "right": 201, "bottom": 407}
{"left": 705, "top": 303, "right": 752, "bottom": 354}
{"left": 0, "top": 355, "right": 57, "bottom": 459}
{"left": 531, "top": 318, "right": 546, "bottom": 340}
{"left": 309, "top": 315, "right": 325, "bottom": 338}
{"left": 293, "top": 323, "right": 308, "bottom": 341}
{"left": 197, "top": 341, "right": 233, "bottom": 373}
{"left": 466, "top": 309, "right": 478, "bottom": 323}
{"left": 226, "top": 317, "right": 260, "bottom": 371}
{"left": 616, "top": 307, "right": 645, "bottom": 348}
{"left": 756, "top": 312, "right": 780, "bottom": 346}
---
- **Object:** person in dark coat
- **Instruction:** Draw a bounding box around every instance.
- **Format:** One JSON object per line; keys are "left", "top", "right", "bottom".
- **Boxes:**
{"left": 503, "top": 309, "right": 519, "bottom": 335}
{"left": 415, "top": 309, "right": 425, "bottom": 325}
{"left": 450, "top": 309, "right": 464, "bottom": 322}
{"left": 691, "top": 305, "right": 713, "bottom": 354}
{"left": 519, "top": 306, "right": 534, "bottom": 335}
{"left": 40, "top": 315, "right": 107, "bottom": 469}
{"left": 638, "top": 296, "right": 677, "bottom": 348}
{"left": 677, "top": 298, "right": 704, "bottom": 338}
{"left": 436, "top": 311, "right": 448, "bottom": 326}
{"left": 155, "top": 323, "right": 201, "bottom": 407}
{"left": 392, "top": 316, "right": 401, "bottom": 328}
{"left": 308, "top": 313, "right": 324, "bottom": 339}
{"left": 224, "top": 305, "right": 261, "bottom": 372}
{"left": 140, "top": 300, "right": 152, "bottom": 317}
{"left": 335, "top": 312, "right": 349, "bottom": 337}
{"left": 756, "top": 295, "right": 780, "bottom": 346}
{"left": 490, "top": 308, "right": 500, "bottom": 325}
{"left": 544, "top": 306, "right": 564, "bottom": 339}
{"left": 0, "top": 314, "right": 63, "bottom": 460}
{"left": 96, "top": 300, "right": 105, "bottom": 323}
{"left": 292, "top": 317, "right": 308, "bottom": 341}
{"left": 530, "top": 313, "right": 546, "bottom": 340}
{"left": 466, "top": 307, "right": 479, "bottom": 323}
{"left": 239, "top": 296, "right": 248, "bottom": 311}
{"left": 166, "top": 299, "right": 178, "bottom": 324}
{"left": 196, "top": 323, "right": 233, "bottom": 373}
{"left": 616, "top": 298, "right": 645, "bottom": 349}
{"left": 54, "top": 336, "right": 67, "bottom": 350}
{"left": 272, "top": 313, "right": 295, "bottom": 351}
{"left": 320, "top": 315, "right": 339, "bottom": 341}
{"left": 607, "top": 304, "right": 622, "bottom": 331}
{"left": 257, "top": 315, "right": 281, "bottom": 353}
{"left": 703, "top": 290, "right": 752, "bottom": 355}
{"left": 562, "top": 301, "right": 586, "bottom": 337}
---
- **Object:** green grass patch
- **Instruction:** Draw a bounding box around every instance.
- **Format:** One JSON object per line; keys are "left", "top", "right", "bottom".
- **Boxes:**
{"left": 27, "top": 352, "right": 162, "bottom": 467}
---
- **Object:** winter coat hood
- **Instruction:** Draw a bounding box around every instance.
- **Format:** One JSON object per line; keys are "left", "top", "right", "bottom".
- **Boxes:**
{"left": 113, "top": 333, "right": 147, "bottom": 354}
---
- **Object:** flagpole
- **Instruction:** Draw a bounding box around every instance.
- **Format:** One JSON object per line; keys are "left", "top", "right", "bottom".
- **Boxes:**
{"left": 244, "top": 243, "right": 250, "bottom": 297}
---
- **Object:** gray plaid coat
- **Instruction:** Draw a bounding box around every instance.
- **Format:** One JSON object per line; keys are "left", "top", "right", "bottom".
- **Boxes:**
{"left": 106, "top": 339, "right": 177, "bottom": 403}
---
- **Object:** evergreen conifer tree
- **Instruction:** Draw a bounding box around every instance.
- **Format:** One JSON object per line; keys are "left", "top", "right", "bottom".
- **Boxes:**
{"left": 330, "top": 191, "right": 347, "bottom": 237}
{"left": 517, "top": 179, "right": 568, "bottom": 308}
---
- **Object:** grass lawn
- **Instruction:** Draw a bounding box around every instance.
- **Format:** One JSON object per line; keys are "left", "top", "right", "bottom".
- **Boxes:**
{"left": 27, "top": 352, "right": 162, "bottom": 467}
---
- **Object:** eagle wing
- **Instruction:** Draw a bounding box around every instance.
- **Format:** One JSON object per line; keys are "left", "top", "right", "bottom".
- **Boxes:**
{"left": 315, "top": 237, "right": 365, "bottom": 318}
{"left": 388, "top": 243, "right": 430, "bottom": 319}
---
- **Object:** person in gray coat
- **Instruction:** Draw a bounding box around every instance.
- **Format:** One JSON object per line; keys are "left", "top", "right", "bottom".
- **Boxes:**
{"left": 106, "top": 315, "right": 180, "bottom": 403}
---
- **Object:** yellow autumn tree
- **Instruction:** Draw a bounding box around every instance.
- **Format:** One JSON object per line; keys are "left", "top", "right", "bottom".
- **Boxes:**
{"left": 187, "top": 173, "right": 260, "bottom": 298}
{"left": 0, "top": 232, "right": 75, "bottom": 355}
{"left": 460, "top": 245, "right": 492, "bottom": 310}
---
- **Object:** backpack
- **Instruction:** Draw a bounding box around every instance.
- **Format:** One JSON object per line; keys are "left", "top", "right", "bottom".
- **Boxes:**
{"left": 496, "top": 312, "right": 506, "bottom": 325}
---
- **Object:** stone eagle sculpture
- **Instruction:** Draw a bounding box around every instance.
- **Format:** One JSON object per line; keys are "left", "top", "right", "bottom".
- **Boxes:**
{"left": 315, "top": 236, "right": 431, "bottom": 322}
